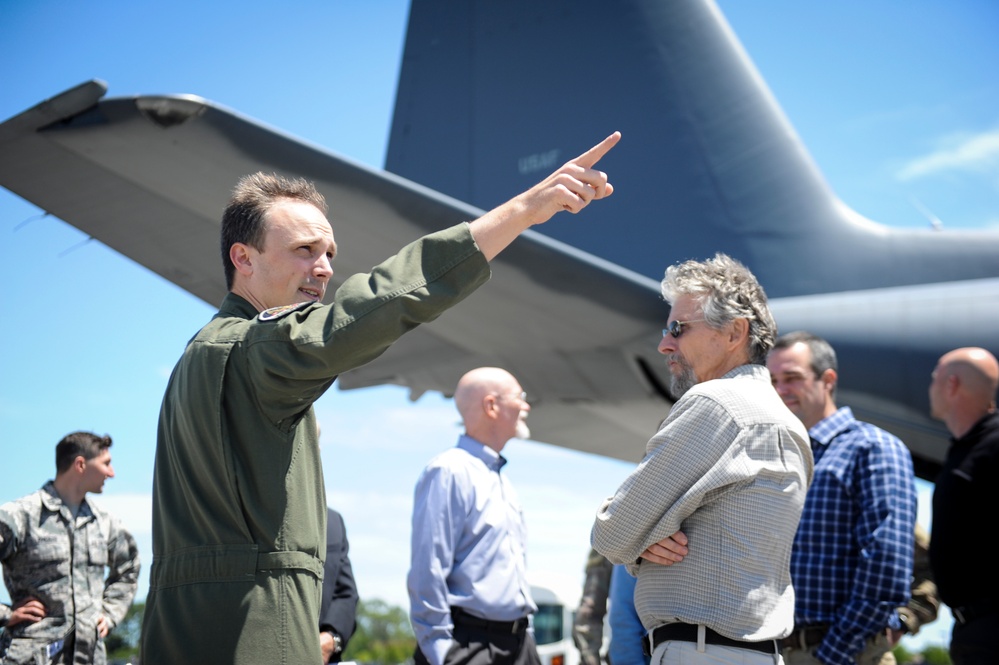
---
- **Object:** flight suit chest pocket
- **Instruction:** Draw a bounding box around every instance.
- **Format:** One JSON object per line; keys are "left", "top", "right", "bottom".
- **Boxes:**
{"left": 86, "top": 527, "right": 108, "bottom": 566}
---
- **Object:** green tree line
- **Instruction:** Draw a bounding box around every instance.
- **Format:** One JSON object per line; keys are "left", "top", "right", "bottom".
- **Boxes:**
{"left": 106, "top": 598, "right": 417, "bottom": 664}
{"left": 105, "top": 599, "right": 952, "bottom": 664}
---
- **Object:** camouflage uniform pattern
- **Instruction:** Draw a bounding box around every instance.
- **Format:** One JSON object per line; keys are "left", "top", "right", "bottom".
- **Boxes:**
{"left": 0, "top": 481, "right": 140, "bottom": 665}
{"left": 572, "top": 548, "right": 613, "bottom": 665}
{"left": 897, "top": 523, "right": 939, "bottom": 636}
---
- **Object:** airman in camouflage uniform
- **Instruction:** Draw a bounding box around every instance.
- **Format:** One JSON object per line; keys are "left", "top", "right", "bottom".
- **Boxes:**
{"left": 572, "top": 548, "right": 612, "bottom": 665}
{"left": 0, "top": 432, "right": 140, "bottom": 665}
{"left": 894, "top": 523, "right": 939, "bottom": 639}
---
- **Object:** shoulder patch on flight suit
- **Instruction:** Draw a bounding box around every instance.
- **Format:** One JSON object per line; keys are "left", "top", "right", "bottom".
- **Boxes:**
{"left": 258, "top": 301, "right": 312, "bottom": 321}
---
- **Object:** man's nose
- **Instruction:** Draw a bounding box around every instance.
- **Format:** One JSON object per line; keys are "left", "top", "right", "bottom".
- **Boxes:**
{"left": 315, "top": 254, "right": 333, "bottom": 277}
{"left": 658, "top": 335, "right": 676, "bottom": 355}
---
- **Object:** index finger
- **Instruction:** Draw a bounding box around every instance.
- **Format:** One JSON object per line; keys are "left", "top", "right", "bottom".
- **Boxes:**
{"left": 572, "top": 131, "right": 621, "bottom": 169}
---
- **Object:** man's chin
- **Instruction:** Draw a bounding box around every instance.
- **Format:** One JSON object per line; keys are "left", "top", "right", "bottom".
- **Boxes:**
{"left": 515, "top": 421, "right": 531, "bottom": 440}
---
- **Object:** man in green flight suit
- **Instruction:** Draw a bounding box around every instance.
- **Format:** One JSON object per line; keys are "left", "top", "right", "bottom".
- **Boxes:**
{"left": 139, "top": 131, "right": 620, "bottom": 664}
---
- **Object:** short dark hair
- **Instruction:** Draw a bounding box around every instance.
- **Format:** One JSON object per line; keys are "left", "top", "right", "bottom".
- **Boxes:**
{"left": 220, "top": 172, "right": 328, "bottom": 290}
{"left": 772, "top": 331, "right": 838, "bottom": 398}
{"left": 56, "top": 431, "right": 113, "bottom": 474}
{"left": 772, "top": 331, "right": 838, "bottom": 376}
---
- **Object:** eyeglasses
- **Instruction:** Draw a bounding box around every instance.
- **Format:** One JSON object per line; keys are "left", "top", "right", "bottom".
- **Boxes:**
{"left": 662, "top": 319, "right": 705, "bottom": 339}
{"left": 493, "top": 391, "right": 528, "bottom": 403}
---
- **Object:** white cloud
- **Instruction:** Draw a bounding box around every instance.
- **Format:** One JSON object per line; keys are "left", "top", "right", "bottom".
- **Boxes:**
{"left": 95, "top": 492, "right": 152, "bottom": 537}
{"left": 897, "top": 127, "right": 999, "bottom": 181}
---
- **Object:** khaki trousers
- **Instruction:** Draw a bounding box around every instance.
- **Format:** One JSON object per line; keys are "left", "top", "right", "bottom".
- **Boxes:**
{"left": 782, "top": 632, "right": 895, "bottom": 665}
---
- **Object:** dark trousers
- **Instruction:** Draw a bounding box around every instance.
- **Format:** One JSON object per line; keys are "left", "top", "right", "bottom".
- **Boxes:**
{"left": 415, "top": 621, "right": 542, "bottom": 665}
{"left": 950, "top": 612, "right": 999, "bottom": 665}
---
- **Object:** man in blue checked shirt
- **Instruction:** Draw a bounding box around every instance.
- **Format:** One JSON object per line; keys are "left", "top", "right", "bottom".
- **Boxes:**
{"left": 767, "top": 331, "right": 917, "bottom": 665}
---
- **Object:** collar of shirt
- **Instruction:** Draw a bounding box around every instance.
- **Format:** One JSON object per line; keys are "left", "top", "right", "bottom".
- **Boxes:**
{"left": 808, "top": 406, "right": 856, "bottom": 447}
{"left": 40, "top": 481, "right": 94, "bottom": 522}
{"left": 457, "top": 434, "right": 508, "bottom": 472}
{"left": 219, "top": 291, "right": 260, "bottom": 319}
{"left": 950, "top": 410, "right": 999, "bottom": 447}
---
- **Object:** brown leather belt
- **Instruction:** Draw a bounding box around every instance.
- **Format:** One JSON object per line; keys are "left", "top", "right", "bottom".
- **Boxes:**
{"left": 780, "top": 624, "right": 829, "bottom": 650}
{"left": 644, "top": 623, "right": 779, "bottom": 655}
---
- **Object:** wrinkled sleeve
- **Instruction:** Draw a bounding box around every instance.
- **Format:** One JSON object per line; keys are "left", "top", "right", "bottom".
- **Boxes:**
{"left": 591, "top": 395, "right": 742, "bottom": 572}
{"left": 101, "top": 516, "right": 141, "bottom": 629}
{"left": 407, "top": 463, "right": 464, "bottom": 665}
{"left": 248, "top": 223, "right": 490, "bottom": 424}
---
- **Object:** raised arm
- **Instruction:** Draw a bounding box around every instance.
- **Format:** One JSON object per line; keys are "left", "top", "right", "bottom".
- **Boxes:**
{"left": 469, "top": 131, "right": 620, "bottom": 261}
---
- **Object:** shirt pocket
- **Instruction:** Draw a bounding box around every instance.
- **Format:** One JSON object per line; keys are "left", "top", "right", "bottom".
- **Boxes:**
{"left": 87, "top": 530, "right": 108, "bottom": 567}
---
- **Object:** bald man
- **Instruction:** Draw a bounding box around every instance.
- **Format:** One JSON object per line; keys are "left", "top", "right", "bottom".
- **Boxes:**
{"left": 408, "top": 367, "right": 540, "bottom": 665}
{"left": 927, "top": 347, "right": 999, "bottom": 665}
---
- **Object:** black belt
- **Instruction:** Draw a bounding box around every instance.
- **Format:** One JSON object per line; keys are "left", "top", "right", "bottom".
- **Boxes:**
{"left": 644, "top": 623, "right": 779, "bottom": 656}
{"left": 780, "top": 624, "right": 829, "bottom": 650}
{"left": 952, "top": 602, "right": 996, "bottom": 625}
{"left": 451, "top": 606, "right": 529, "bottom": 634}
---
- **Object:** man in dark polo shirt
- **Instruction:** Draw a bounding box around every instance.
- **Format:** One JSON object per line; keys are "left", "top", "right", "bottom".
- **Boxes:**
{"left": 927, "top": 346, "right": 999, "bottom": 665}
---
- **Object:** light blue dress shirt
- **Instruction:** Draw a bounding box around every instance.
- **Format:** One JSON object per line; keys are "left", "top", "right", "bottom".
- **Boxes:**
{"left": 408, "top": 434, "right": 537, "bottom": 665}
{"left": 609, "top": 564, "right": 649, "bottom": 665}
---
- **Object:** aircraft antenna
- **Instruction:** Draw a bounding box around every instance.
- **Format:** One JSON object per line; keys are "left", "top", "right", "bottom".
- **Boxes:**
{"left": 910, "top": 197, "right": 944, "bottom": 231}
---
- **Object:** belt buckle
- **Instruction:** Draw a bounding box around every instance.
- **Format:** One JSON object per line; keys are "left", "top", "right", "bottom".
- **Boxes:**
{"left": 643, "top": 631, "right": 655, "bottom": 657}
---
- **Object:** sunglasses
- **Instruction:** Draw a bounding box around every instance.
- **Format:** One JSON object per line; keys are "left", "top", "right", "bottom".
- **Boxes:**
{"left": 662, "top": 319, "right": 705, "bottom": 339}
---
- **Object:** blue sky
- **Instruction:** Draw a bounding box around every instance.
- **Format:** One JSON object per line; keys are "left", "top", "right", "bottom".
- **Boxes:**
{"left": 3, "top": 0, "right": 998, "bottom": 653}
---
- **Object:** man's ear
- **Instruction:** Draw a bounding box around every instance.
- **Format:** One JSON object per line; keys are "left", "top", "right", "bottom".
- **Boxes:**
{"left": 820, "top": 368, "right": 838, "bottom": 393}
{"left": 230, "top": 243, "right": 254, "bottom": 277}
{"left": 946, "top": 373, "right": 961, "bottom": 398}
{"left": 73, "top": 455, "right": 87, "bottom": 474}
{"left": 728, "top": 318, "right": 750, "bottom": 348}
{"left": 482, "top": 394, "right": 500, "bottom": 420}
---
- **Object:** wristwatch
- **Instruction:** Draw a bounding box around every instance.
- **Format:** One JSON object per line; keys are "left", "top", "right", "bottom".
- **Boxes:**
{"left": 331, "top": 632, "right": 343, "bottom": 655}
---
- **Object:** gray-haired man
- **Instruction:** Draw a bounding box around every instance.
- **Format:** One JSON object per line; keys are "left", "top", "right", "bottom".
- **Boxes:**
{"left": 592, "top": 254, "right": 812, "bottom": 665}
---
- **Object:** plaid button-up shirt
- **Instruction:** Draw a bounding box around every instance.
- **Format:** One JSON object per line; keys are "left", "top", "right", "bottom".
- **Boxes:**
{"left": 792, "top": 406, "right": 916, "bottom": 665}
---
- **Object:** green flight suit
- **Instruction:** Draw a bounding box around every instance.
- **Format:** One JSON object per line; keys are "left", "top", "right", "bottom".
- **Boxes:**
{"left": 140, "top": 223, "right": 489, "bottom": 664}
